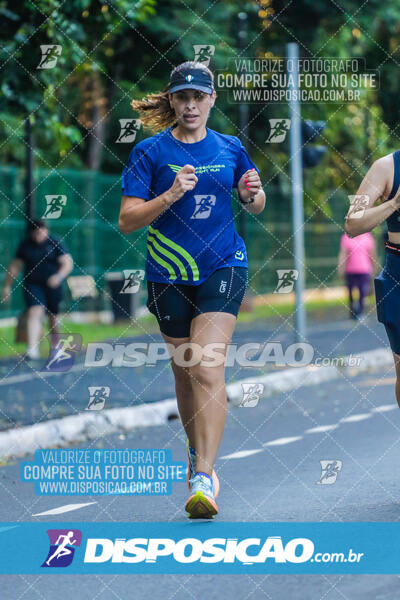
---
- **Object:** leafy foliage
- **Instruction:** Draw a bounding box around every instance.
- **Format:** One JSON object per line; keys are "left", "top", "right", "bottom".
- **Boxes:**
{"left": 1, "top": 0, "right": 400, "bottom": 216}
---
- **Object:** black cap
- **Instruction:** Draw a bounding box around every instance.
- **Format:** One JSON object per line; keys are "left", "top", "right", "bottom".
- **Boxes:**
{"left": 168, "top": 67, "right": 213, "bottom": 95}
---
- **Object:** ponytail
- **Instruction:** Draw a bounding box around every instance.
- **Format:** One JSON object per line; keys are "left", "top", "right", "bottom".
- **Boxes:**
{"left": 130, "top": 61, "right": 214, "bottom": 133}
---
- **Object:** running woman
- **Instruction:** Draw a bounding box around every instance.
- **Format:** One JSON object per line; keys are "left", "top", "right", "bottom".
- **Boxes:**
{"left": 119, "top": 61, "right": 265, "bottom": 518}
{"left": 345, "top": 152, "right": 400, "bottom": 407}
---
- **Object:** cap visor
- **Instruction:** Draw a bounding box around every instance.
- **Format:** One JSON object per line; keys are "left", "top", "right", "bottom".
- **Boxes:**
{"left": 168, "top": 84, "right": 213, "bottom": 94}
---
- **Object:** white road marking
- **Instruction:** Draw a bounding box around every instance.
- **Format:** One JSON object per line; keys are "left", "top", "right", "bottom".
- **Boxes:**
{"left": 359, "top": 377, "right": 396, "bottom": 387}
{"left": 32, "top": 502, "right": 97, "bottom": 516}
{"left": 371, "top": 404, "right": 398, "bottom": 412}
{"left": 305, "top": 424, "right": 338, "bottom": 434}
{"left": 220, "top": 449, "right": 263, "bottom": 460}
{"left": 263, "top": 436, "right": 303, "bottom": 446}
{"left": 340, "top": 413, "right": 372, "bottom": 423}
{"left": 0, "top": 363, "right": 83, "bottom": 386}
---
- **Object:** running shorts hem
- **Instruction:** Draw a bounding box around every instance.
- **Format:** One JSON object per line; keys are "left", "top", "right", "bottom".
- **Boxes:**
{"left": 24, "top": 282, "right": 63, "bottom": 315}
{"left": 146, "top": 266, "right": 248, "bottom": 338}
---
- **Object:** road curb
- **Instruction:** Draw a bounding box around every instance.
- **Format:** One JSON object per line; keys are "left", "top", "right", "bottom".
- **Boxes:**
{"left": 0, "top": 399, "right": 179, "bottom": 460}
{"left": 0, "top": 347, "right": 394, "bottom": 459}
{"left": 227, "top": 347, "right": 394, "bottom": 404}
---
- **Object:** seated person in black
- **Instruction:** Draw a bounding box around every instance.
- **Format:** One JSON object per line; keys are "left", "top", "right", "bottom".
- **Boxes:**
{"left": 2, "top": 219, "right": 73, "bottom": 359}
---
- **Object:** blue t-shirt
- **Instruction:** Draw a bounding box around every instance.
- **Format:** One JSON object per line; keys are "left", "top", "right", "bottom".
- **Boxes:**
{"left": 121, "top": 125, "right": 260, "bottom": 285}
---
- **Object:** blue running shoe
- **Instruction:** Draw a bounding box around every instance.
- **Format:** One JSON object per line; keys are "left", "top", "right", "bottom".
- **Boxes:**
{"left": 186, "top": 439, "right": 220, "bottom": 498}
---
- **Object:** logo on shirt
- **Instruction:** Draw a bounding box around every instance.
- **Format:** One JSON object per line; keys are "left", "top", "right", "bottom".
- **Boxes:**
{"left": 234, "top": 250, "right": 245, "bottom": 261}
{"left": 191, "top": 195, "right": 216, "bottom": 219}
{"left": 167, "top": 164, "right": 226, "bottom": 174}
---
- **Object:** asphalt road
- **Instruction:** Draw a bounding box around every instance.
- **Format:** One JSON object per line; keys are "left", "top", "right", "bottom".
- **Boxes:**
{"left": 0, "top": 313, "right": 390, "bottom": 429}
{"left": 1, "top": 333, "right": 400, "bottom": 598}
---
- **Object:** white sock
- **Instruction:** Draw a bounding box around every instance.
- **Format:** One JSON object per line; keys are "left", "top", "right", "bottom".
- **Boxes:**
{"left": 27, "top": 346, "right": 40, "bottom": 359}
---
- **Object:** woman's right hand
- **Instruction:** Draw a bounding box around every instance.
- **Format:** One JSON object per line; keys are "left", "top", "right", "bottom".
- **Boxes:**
{"left": 165, "top": 164, "right": 198, "bottom": 205}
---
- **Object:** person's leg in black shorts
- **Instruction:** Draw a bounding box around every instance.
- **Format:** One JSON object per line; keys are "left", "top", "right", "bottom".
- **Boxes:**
{"left": 188, "top": 267, "right": 248, "bottom": 470}
{"left": 147, "top": 266, "right": 248, "bottom": 516}
{"left": 147, "top": 279, "right": 197, "bottom": 452}
{"left": 24, "top": 283, "right": 46, "bottom": 358}
{"left": 24, "top": 282, "right": 63, "bottom": 357}
{"left": 44, "top": 284, "right": 63, "bottom": 347}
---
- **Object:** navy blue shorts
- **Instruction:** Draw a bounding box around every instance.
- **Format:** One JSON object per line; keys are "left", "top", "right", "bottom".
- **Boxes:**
{"left": 146, "top": 266, "right": 248, "bottom": 337}
{"left": 24, "top": 282, "right": 63, "bottom": 315}
{"left": 374, "top": 243, "right": 400, "bottom": 354}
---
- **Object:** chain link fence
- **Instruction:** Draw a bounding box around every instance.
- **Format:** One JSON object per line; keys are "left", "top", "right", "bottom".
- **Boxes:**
{"left": 0, "top": 166, "right": 385, "bottom": 319}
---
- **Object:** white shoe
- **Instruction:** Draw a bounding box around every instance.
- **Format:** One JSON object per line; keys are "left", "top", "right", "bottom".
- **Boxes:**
{"left": 26, "top": 347, "right": 40, "bottom": 360}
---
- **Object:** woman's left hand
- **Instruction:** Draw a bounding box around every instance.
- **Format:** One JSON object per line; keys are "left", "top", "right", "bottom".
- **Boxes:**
{"left": 238, "top": 168, "right": 262, "bottom": 200}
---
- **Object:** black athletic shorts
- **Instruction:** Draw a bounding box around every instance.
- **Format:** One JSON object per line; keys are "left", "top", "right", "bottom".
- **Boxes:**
{"left": 24, "top": 282, "right": 63, "bottom": 314}
{"left": 375, "top": 243, "right": 400, "bottom": 354}
{"left": 146, "top": 266, "right": 248, "bottom": 337}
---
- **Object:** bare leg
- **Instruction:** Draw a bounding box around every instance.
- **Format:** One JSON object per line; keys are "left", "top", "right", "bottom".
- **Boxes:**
{"left": 27, "top": 305, "right": 44, "bottom": 356}
{"left": 48, "top": 312, "right": 61, "bottom": 348}
{"left": 188, "top": 312, "right": 237, "bottom": 476}
{"left": 160, "top": 332, "right": 196, "bottom": 442}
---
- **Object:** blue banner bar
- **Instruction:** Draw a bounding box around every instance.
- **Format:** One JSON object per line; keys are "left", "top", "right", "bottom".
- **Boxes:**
{"left": 0, "top": 522, "right": 397, "bottom": 574}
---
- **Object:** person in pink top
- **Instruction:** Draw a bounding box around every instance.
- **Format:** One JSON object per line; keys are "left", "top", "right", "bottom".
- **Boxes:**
{"left": 338, "top": 232, "right": 377, "bottom": 319}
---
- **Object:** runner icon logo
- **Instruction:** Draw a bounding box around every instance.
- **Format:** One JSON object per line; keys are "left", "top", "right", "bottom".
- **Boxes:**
{"left": 193, "top": 45, "right": 215, "bottom": 66}
{"left": 239, "top": 383, "right": 265, "bottom": 407}
{"left": 42, "top": 334, "right": 82, "bottom": 372}
{"left": 317, "top": 460, "right": 342, "bottom": 485}
{"left": 86, "top": 386, "right": 110, "bottom": 411}
{"left": 120, "top": 269, "right": 145, "bottom": 294}
{"left": 37, "top": 45, "right": 62, "bottom": 69}
{"left": 347, "top": 194, "right": 370, "bottom": 220}
{"left": 116, "top": 119, "right": 141, "bottom": 144}
{"left": 191, "top": 195, "right": 216, "bottom": 219}
{"left": 266, "top": 119, "right": 291, "bottom": 143}
{"left": 41, "top": 529, "right": 82, "bottom": 568}
{"left": 274, "top": 269, "right": 298, "bottom": 293}
{"left": 43, "top": 195, "right": 67, "bottom": 219}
